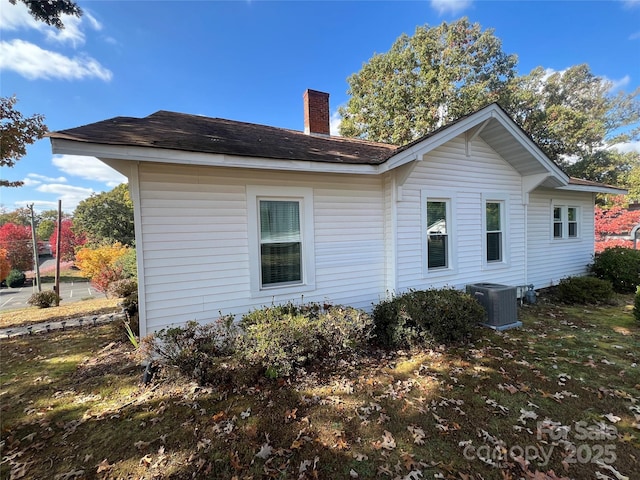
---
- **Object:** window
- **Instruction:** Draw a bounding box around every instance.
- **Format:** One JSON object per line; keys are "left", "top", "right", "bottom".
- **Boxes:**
{"left": 247, "top": 186, "right": 315, "bottom": 296}
{"left": 568, "top": 207, "right": 578, "bottom": 238}
{"left": 553, "top": 207, "right": 563, "bottom": 238}
{"left": 481, "top": 194, "right": 508, "bottom": 267}
{"left": 259, "top": 200, "right": 301, "bottom": 286}
{"left": 485, "top": 201, "right": 503, "bottom": 262}
{"left": 427, "top": 200, "right": 449, "bottom": 269}
{"left": 553, "top": 205, "right": 579, "bottom": 239}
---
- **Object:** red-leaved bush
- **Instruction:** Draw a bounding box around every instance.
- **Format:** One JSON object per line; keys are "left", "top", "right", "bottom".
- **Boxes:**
{"left": 595, "top": 196, "right": 640, "bottom": 253}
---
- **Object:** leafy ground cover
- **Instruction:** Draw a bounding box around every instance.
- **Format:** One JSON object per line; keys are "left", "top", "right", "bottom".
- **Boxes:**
{"left": 1, "top": 295, "right": 639, "bottom": 479}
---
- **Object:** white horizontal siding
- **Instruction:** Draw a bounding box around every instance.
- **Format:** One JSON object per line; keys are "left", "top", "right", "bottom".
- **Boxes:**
{"left": 527, "top": 189, "right": 595, "bottom": 289}
{"left": 136, "top": 163, "right": 385, "bottom": 334}
{"left": 394, "top": 136, "right": 527, "bottom": 293}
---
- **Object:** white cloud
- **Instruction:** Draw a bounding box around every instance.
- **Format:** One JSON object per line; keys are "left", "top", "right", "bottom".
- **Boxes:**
{"left": 430, "top": 0, "right": 473, "bottom": 15}
{"left": 624, "top": 0, "right": 640, "bottom": 8}
{"left": 612, "top": 140, "right": 640, "bottom": 154}
{"left": 0, "top": 0, "right": 102, "bottom": 48}
{"left": 330, "top": 110, "right": 342, "bottom": 136}
{"left": 35, "top": 183, "right": 95, "bottom": 211}
{"left": 52, "top": 155, "right": 127, "bottom": 187}
{"left": 26, "top": 173, "right": 68, "bottom": 183}
{"left": 0, "top": 0, "right": 40, "bottom": 31}
{"left": 605, "top": 74, "right": 631, "bottom": 92}
{"left": 14, "top": 199, "right": 60, "bottom": 212}
{"left": 0, "top": 39, "right": 112, "bottom": 81}
{"left": 44, "top": 14, "right": 85, "bottom": 48}
{"left": 22, "top": 177, "right": 42, "bottom": 187}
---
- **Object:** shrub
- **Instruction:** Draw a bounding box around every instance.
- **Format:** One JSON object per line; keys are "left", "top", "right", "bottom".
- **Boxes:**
{"left": 6, "top": 269, "right": 26, "bottom": 288}
{"left": 75, "top": 243, "right": 130, "bottom": 280}
{"left": 27, "top": 290, "right": 61, "bottom": 308}
{"left": 635, "top": 286, "right": 640, "bottom": 323}
{"left": 151, "top": 316, "right": 239, "bottom": 384}
{"left": 240, "top": 303, "right": 373, "bottom": 377}
{"left": 373, "top": 288, "right": 484, "bottom": 347}
{"left": 591, "top": 247, "right": 640, "bottom": 293}
{"left": 121, "top": 292, "right": 138, "bottom": 315}
{"left": 421, "top": 288, "right": 485, "bottom": 344}
{"left": 114, "top": 247, "right": 137, "bottom": 279}
{"left": 108, "top": 278, "right": 138, "bottom": 298}
{"left": 91, "top": 266, "right": 125, "bottom": 294}
{"left": 555, "top": 276, "right": 614, "bottom": 305}
{"left": 372, "top": 293, "right": 425, "bottom": 348}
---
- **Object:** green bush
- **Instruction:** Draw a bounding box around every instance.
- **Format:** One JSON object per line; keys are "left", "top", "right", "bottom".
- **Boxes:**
{"left": 555, "top": 276, "right": 614, "bottom": 304}
{"left": 27, "top": 290, "right": 61, "bottom": 308}
{"left": 114, "top": 248, "right": 137, "bottom": 279}
{"left": 422, "top": 288, "right": 486, "bottom": 344}
{"left": 6, "top": 269, "right": 26, "bottom": 288}
{"left": 634, "top": 286, "right": 640, "bottom": 323}
{"left": 240, "top": 303, "right": 373, "bottom": 377}
{"left": 373, "top": 288, "right": 484, "bottom": 347}
{"left": 107, "top": 278, "right": 138, "bottom": 298}
{"left": 591, "top": 247, "right": 640, "bottom": 293}
{"left": 151, "top": 316, "right": 239, "bottom": 385}
{"left": 372, "top": 293, "right": 426, "bottom": 348}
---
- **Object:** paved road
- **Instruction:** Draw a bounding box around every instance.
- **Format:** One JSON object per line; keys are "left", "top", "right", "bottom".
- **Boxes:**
{"left": 0, "top": 280, "right": 102, "bottom": 311}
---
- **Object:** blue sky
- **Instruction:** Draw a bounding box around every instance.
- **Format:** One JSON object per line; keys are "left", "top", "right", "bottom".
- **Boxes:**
{"left": 1, "top": 0, "right": 639, "bottom": 213}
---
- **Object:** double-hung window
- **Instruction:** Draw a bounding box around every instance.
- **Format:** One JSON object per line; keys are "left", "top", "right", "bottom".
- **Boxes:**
{"left": 485, "top": 201, "right": 503, "bottom": 262}
{"left": 482, "top": 194, "right": 508, "bottom": 267}
{"left": 248, "top": 186, "right": 315, "bottom": 296}
{"left": 553, "top": 205, "right": 579, "bottom": 239}
{"left": 422, "top": 191, "right": 455, "bottom": 276}
{"left": 259, "top": 200, "right": 302, "bottom": 286}
{"left": 426, "top": 200, "right": 449, "bottom": 269}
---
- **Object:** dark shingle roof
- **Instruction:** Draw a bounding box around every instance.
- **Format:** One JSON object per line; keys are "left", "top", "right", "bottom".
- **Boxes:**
{"left": 48, "top": 110, "right": 398, "bottom": 165}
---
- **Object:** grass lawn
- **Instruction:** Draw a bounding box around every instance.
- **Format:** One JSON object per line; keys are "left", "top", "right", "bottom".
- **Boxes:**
{"left": 1, "top": 295, "right": 639, "bottom": 479}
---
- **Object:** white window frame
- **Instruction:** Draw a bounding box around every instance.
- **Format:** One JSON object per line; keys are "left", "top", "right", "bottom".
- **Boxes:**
{"left": 552, "top": 204, "right": 580, "bottom": 240}
{"left": 247, "top": 186, "right": 315, "bottom": 297}
{"left": 481, "top": 193, "right": 509, "bottom": 269}
{"left": 421, "top": 190, "right": 456, "bottom": 277}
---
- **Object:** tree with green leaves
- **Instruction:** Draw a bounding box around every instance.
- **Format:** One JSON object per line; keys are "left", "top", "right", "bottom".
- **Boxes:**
{"left": 1, "top": 96, "right": 48, "bottom": 187}
{"left": 73, "top": 184, "right": 135, "bottom": 246}
{"left": 339, "top": 18, "right": 518, "bottom": 145}
{"left": 9, "top": 0, "right": 82, "bottom": 29}
{"left": 338, "top": 19, "right": 640, "bottom": 188}
{"left": 502, "top": 64, "right": 640, "bottom": 167}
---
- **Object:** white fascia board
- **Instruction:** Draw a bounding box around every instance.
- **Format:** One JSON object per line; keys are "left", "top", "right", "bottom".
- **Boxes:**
{"left": 487, "top": 107, "right": 569, "bottom": 184}
{"left": 558, "top": 184, "right": 627, "bottom": 195}
{"left": 381, "top": 108, "right": 499, "bottom": 173}
{"left": 51, "top": 138, "right": 380, "bottom": 175}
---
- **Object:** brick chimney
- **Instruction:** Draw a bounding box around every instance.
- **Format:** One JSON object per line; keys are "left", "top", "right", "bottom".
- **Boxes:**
{"left": 303, "top": 89, "right": 330, "bottom": 135}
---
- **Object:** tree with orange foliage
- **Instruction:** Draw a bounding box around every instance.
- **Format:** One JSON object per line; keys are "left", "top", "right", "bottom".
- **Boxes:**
{"left": 75, "top": 243, "right": 130, "bottom": 292}
{"left": 0, "top": 248, "right": 10, "bottom": 281}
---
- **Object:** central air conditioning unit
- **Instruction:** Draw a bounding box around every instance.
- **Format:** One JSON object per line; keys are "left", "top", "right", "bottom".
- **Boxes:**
{"left": 466, "top": 283, "right": 522, "bottom": 331}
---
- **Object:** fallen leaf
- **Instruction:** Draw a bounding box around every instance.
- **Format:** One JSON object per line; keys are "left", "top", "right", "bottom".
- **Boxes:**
{"left": 255, "top": 443, "right": 273, "bottom": 459}
{"left": 381, "top": 430, "right": 396, "bottom": 450}
{"left": 604, "top": 413, "right": 621, "bottom": 423}
{"left": 96, "top": 459, "right": 114, "bottom": 473}
{"left": 349, "top": 469, "right": 359, "bottom": 478}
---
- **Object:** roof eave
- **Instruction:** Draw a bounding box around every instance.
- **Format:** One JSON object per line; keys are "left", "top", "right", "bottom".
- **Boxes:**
{"left": 50, "top": 138, "right": 381, "bottom": 175}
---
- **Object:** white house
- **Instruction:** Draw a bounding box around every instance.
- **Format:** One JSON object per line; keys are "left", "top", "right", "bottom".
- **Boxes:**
{"left": 49, "top": 90, "right": 624, "bottom": 335}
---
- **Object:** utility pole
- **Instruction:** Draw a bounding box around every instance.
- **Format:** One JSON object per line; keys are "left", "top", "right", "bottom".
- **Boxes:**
{"left": 55, "top": 200, "right": 62, "bottom": 306}
{"left": 28, "top": 204, "right": 42, "bottom": 292}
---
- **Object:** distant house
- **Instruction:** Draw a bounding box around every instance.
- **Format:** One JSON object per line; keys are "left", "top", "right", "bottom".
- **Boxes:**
{"left": 48, "top": 90, "right": 624, "bottom": 335}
